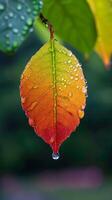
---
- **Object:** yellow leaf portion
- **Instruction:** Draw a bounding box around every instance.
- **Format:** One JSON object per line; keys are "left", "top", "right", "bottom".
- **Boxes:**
{"left": 88, "top": 0, "right": 112, "bottom": 66}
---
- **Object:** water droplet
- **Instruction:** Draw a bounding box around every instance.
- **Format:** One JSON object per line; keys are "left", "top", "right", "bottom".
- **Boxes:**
{"left": 70, "top": 76, "right": 74, "bottom": 80}
{"left": 28, "top": 101, "right": 37, "bottom": 111}
{"left": 82, "top": 86, "right": 87, "bottom": 94}
{"left": 68, "top": 60, "right": 71, "bottom": 64}
{"left": 21, "top": 97, "right": 25, "bottom": 103}
{"left": 76, "top": 85, "right": 79, "bottom": 89}
{"left": 68, "top": 51, "right": 72, "bottom": 57}
{"left": 29, "top": 118, "right": 34, "bottom": 126}
{"left": 13, "top": 28, "right": 18, "bottom": 34}
{"left": 52, "top": 152, "right": 60, "bottom": 160}
{"left": 9, "top": 12, "right": 14, "bottom": 17}
{"left": 78, "top": 110, "right": 84, "bottom": 119}
{"left": 21, "top": 15, "right": 25, "bottom": 20}
{"left": 0, "top": 3, "right": 5, "bottom": 11}
{"left": 26, "top": 18, "right": 33, "bottom": 26}
{"left": 27, "top": 8, "right": 31, "bottom": 13}
{"left": 17, "top": 4, "right": 22, "bottom": 10}
{"left": 69, "top": 92, "right": 73, "bottom": 97}
{"left": 82, "top": 105, "right": 85, "bottom": 110}
{"left": 30, "top": 28, "right": 34, "bottom": 33}
{"left": 33, "top": 85, "right": 38, "bottom": 89}
{"left": 75, "top": 77, "right": 78, "bottom": 81}
{"left": 8, "top": 23, "right": 12, "bottom": 28}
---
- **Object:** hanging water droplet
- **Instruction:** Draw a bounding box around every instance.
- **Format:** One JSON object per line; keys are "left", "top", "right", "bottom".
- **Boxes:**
{"left": 0, "top": 3, "right": 5, "bottom": 11}
{"left": 17, "top": 4, "right": 22, "bottom": 11}
{"left": 52, "top": 152, "right": 60, "bottom": 160}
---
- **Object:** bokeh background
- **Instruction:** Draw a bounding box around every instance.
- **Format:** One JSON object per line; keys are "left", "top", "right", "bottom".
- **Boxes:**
{"left": 0, "top": 28, "right": 112, "bottom": 200}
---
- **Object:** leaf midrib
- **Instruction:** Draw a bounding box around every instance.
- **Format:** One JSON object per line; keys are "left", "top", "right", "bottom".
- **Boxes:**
{"left": 50, "top": 39, "right": 57, "bottom": 148}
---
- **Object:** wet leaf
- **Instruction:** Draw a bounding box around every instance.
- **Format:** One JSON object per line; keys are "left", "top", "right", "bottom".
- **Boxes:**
{"left": 88, "top": 0, "right": 112, "bottom": 66}
{"left": 0, "top": 0, "right": 43, "bottom": 53}
{"left": 42, "top": 0, "right": 97, "bottom": 53}
{"left": 20, "top": 39, "right": 87, "bottom": 157}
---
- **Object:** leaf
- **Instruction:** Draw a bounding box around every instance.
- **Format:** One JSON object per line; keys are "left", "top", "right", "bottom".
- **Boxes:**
{"left": 34, "top": 18, "right": 61, "bottom": 43}
{"left": 0, "top": 0, "right": 43, "bottom": 53}
{"left": 20, "top": 39, "right": 87, "bottom": 156}
{"left": 88, "top": 0, "right": 112, "bottom": 66}
{"left": 42, "top": 0, "right": 97, "bottom": 53}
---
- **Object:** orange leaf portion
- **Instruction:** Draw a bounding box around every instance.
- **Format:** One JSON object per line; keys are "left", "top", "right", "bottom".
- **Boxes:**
{"left": 20, "top": 39, "right": 87, "bottom": 155}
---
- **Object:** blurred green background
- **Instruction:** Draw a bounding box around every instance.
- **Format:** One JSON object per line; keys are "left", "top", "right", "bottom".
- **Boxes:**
{"left": 0, "top": 29, "right": 112, "bottom": 199}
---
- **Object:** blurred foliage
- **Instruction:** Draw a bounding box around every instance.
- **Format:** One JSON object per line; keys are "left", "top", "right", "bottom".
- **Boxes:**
{"left": 88, "top": 0, "right": 112, "bottom": 66}
{"left": 0, "top": 0, "right": 42, "bottom": 53}
{"left": 42, "top": 0, "right": 97, "bottom": 53}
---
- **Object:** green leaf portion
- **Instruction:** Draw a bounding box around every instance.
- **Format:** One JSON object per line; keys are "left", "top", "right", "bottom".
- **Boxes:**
{"left": 34, "top": 18, "right": 62, "bottom": 43}
{"left": 88, "top": 0, "right": 112, "bottom": 66}
{"left": 43, "top": 0, "right": 97, "bottom": 53}
{"left": 0, "top": 0, "right": 43, "bottom": 53}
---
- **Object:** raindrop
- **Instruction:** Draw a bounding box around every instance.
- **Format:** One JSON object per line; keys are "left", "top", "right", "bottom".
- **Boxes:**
{"left": 28, "top": 101, "right": 37, "bottom": 111}
{"left": 8, "top": 23, "right": 12, "bottom": 28}
{"left": 0, "top": 3, "right": 5, "bottom": 11}
{"left": 67, "top": 60, "right": 71, "bottom": 64}
{"left": 26, "top": 18, "right": 33, "bottom": 26}
{"left": 78, "top": 110, "right": 84, "bottom": 119}
{"left": 68, "top": 51, "right": 72, "bottom": 57}
{"left": 70, "top": 76, "right": 74, "bottom": 80}
{"left": 21, "top": 97, "right": 25, "bottom": 103}
{"left": 13, "top": 28, "right": 18, "bottom": 34}
{"left": 9, "top": 12, "right": 14, "bottom": 17}
{"left": 30, "top": 28, "right": 34, "bottom": 33}
{"left": 82, "top": 104, "right": 85, "bottom": 110}
{"left": 21, "top": 15, "right": 25, "bottom": 20}
{"left": 52, "top": 152, "right": 60, "bottom": 160}
{"left": 29, "top": 118, "right": 34, "bottom": 126}
{"left": 17, "top": 4, "right": 22, "bottom": 11}
{"left": 27, "top": 8, "right": 31, "bottom": 13}
{"left": 68, "top": 92, "right": 73, "bottom": 97}
{"left": 82, "top": 86, "right": 87, "bottom": 94}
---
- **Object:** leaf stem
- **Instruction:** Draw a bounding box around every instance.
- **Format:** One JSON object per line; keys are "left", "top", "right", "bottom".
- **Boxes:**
{"left": 39, "top": 13, "right": 54, "bottom": 39}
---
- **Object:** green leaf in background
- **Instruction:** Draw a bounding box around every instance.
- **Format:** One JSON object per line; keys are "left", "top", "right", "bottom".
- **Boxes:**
{"left": 88, "top": 0, "right": 112, "bottom": 67}
{"left": 34, "top": 18, "right": 61, "bottom": 43}
{"left": 0, "top": 0, "right": 43, "bottom": 53}
{"left": 43, "top": 0, "right": 97, "bottom": 53}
